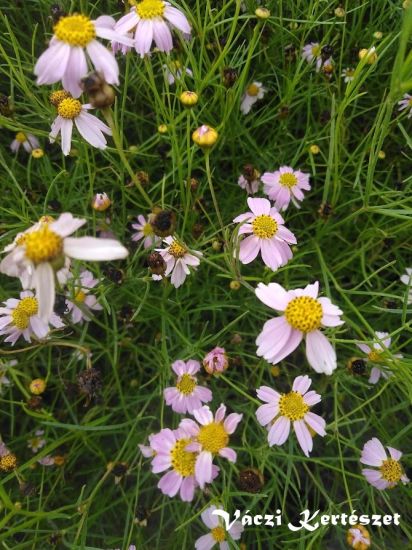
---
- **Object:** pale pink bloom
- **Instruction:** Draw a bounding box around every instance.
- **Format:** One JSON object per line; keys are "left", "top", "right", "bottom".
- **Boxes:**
{"left": 202, "top": 347, "right": 228, "bottom": 375}
{"left": 240, "top": 81, "right": 266, "bottom": 114}
{"left": 38, "top": 456, "right": 55, "bottom": 466}
{"left": 27, "top": 429, "right": 46, "bottom": 453}
{"left": 238, "top": 174, "right": 259, "bottom": 195}
{"left": 156, "top": 236, "right": 202, "bottom": 288}
{"left": 139, "top": 433, "right": 156, "bottom": 458}
{"left": 10, "top": 132, "right": 40, "bottom": 154}
{"left": 163, "top": 62, "right": 193, "bottom": 85}
{"left": 302, "top": 42, "right": 323, "bottom": 71}
{"left": 114, "top": 1, "right": 191, "bottom": 58}
{"left": 397, "top": 94, "right": 412, "bottom": 118}
{"left": 49, "top": 100, "right": 111, "bottom": 156}
{"left": 65, "top": 270, "right": 103, "bottom": 324}
{"left": 255, "top": 281, "right": 344, "bottom": 374}
{"left": 347, "top": 527, "right": 370, "bottom": 548}
{"left": 34, "top": 14, "right": 132, "bottom": 97}
{"left": 0, "top": 213, "right": 128, "bottom": 323}
{"left": 360, "top": 437, "right": 409, "bottom": 490}
{"left": 256, "top": 375, "right": 326, "bottom": 457}
{"left": 131, "top": 215, "right": 161, "bottom": 249}
{"left": 195, "top": 504, "right": 244, "bottom": 550}
{"left": 164, "top": 359, "right": 212, "bottom": 414}
{"left": 233, "top": 197, "right": 296, "bottom": 271}
{"left": 356, "top": 331, "right": 402, "bottom": 384}
{"left": 0, "top": 290, "right": 64, "bottom": 345}
{"left": 179, "top": 404, "right": 242, "bottom": 489}
{"left": 261, "top": 166, "right": 311, "bottom": 211}
{"left": 0, "top": 441, "right": 10, "bottom": 457}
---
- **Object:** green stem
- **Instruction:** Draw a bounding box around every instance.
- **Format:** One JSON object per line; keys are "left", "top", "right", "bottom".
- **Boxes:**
{"left": 205, "top": 151, "right": 224, "bottom": 231}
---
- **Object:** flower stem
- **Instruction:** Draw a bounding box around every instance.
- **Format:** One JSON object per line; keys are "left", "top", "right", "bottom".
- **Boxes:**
{"left": 205, "top": 151, "right": 224, "bottom": 231}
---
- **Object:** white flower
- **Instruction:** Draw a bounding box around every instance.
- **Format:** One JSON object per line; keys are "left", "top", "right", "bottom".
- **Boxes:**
{"left": 400, "top": 267, "right": 412, "bottom": 303}
{"left": 156, "top": 237, "right": 202, "bottom": 288}
{"left": 302, "top": 42, "right": 323, "bottom": 71}
{"left": 10, "top": 132, "right": 40, "bottom": 154}
{"left": 28, "top": 430, "right": 46, "bottom": 453}
{"left": 240, "top": 81, "right": 266, "bottom": 114}
{"left": 0, "top": 213, "right": 128, "bottom": 322}
{"left": 65, "top": 270, "right": 103, "bottom": 324}
{"left": 341, "top": 67, "right": 355, "bottom": 83}
{"left": 131, "top": 215, "right": 161, "bottom": 249}
{"left": 356, "top": 331, "right": 402, "bottom": 384}
{"left": 195, "top": 505, "right": 244, "bottom": 549}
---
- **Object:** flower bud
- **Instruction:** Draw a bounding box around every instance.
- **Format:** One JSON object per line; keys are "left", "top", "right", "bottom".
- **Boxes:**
{"left": 91, "top": 192, "right": 112, "bottom": 212}
{"left": 358, "top": 47, "right": 378, "bottom": 64}
{"left": 255, "top": 7, "right": 270, "bottom": 19}
{"left": 180, "top": 91, "right": 199, "bottom": 107}
{"left": 29, "top": 378, "right": 46, "bottom": 395}
{"left": 203, "top": 347, "right": 229, "bottom": 375}
{"left": 32, "top": 148, "right": 44, "bottom": 159}
{"left": 192, "top": 125, "right": 218, "bottom": 148}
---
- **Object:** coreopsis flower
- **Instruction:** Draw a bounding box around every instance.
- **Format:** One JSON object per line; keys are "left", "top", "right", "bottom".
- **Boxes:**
{"left": 27, "top": 430, "right": 46, "bottom": 453}
{"left": 10, "top": 132, "right": 39, "bottom": 154}
{"left": 0, "top": 290, "right": 64, "bottom": 345}
{"left": 240, "top": 81, "right": 266, "bottom": 114}
{"left": 356, "top": 331, "right": 402, "bottom": 384}
{"left": 195, "top": 504, "right": 244, "bottom": 550}
{"left": 49, "top": 97, "right": 111, "bottom": 156}
{"left": 164, "top": 359, "right": 212, "bottom": 414}
{"left": 149, "top": 427, "right": 218, "bottom": 502}
{"left": 131, "top": 215, "right": 161, "bottom": 249}
{"left": 261, "top": 166, "right": 311, "bottom": 211}
{"left": 341, "top": 67, "right": 355, "bottom": 83}
{"left": 302, "top": 42, "right": 322, "bottom": 71}
{"left": 360, "top": 437, "right": 409, "bottom": 489}
{"left": 0, "top": 213, "right": 128, "bottom": 322}
{"left": 114, "top": 0, "right": 191, "bottom": 58}
{"left": 163, "top": 60, "right": 193, "bottom": 85}
{"left": 233, "top": 197, "right": 297, "bottom": 271}
{"left": 398, "top": 94, "right": 412, "bottom": 118}
{"left": 255, "top": 281, "right": 344, "bottom": 374}
{"left": 34, "top": 14, "right": 132, "bottom": 97}
{"left": 179, "top": 404, "right": 243, "bottom": 489}
{"left": 347, "top": 525, "right": 371, "bottom": 550}
{"left": 156, "top": 237, "right": 202, "bottom": 288}
{"left": 65, "top": 270, "right": 103, "bottom": 324}
{"left": 256, "top": 375, "right": 326, "bottom": 457}
{"left": 238, "top": 164, "right": 260, "bottom": 195}
{"left": 203, "top": 347, "right": 228, "bottom": 375}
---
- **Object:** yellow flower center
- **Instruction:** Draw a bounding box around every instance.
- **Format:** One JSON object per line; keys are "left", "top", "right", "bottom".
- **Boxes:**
{"left": 135, "top": 0, "right": 165, "bottom": 19}
{"left": 143, "top": 223, "right": 154, "bottom": 237}
{"left": 32, "top": 148, "right": 44, "bottom": 159}
{"left": 50, "top": 90, "right": 72, "bottom": 107}
{"left": 285, "top": 296, "right": 323, "bottom": 333}
{"left": 15, "top": 132, "right": 27, "bottom": 143}
{"left": 168, "top": 240, "right": 187, "bottom": 258}
{"left": 170, "top": 60, "right": 182, "bottom": 70}
{"left": 24, "top": 225, "right": 63, "bottom": 264}
{"left": 18, "top": 297, "right": 38, "bottom": 316}
{"left": 57, "top": 98, "right": 82, "bottom": 119}
{"left": 211, "top": 526, "right": 226, "bottom": 542}
{"left": 170, "top": 438, "right": 196, "bottom": 477}
{"left": 0, "top": 454, "right": 17, "bottom": 472}
{"left": 251, "top": 214, "right": 278, "bottom": 239}
{"left": 176, "top": 373, "right": 196, "bottom": 395}
{"left": 278, "top": 391, "right": 309, "bottom": 421}
{"left": 279, "top": 172, "right": 298, "bottom": 188}
{"left": 368, "top": 350, "right": 382, "bottom": 362}
{"left": 311, "top": 44, "right": 321, "bottom": 57}
{"left": 247, "top": 83, "right": 260, "bottom": 96}
{"left": 380, "top": 458, "right": 402, "bottom": 483}
{"left": 11, "top": 308, "right": 29, "bottom": 330}
{"left": 75, "top": 290, "right": 86, "bottom": 303}
{"left": 54, "top": 14, "right": 96, "bottom": 47}
{"left": 198, "top": 422, "right": 229, "bottom": 454}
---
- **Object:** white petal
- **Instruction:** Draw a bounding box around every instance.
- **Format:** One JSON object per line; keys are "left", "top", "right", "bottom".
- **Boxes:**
{"left": 63, "top": 237, "right": 129, "bottom": 261}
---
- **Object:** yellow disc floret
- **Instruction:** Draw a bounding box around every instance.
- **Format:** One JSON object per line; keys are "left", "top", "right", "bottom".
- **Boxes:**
{"left": 168, "top": 240, "right": 187, "bottom": 258}
{"left": 247, "top": 83, "right": 260, "bottom": 96}
{"left": 15, "top": 132, "right": 27, "bottom": 143}
{"left": 57, "top": 98, "right": 82, "bottom": 119}
{"left": 135, "top": 0, "right": 165, "bottom": 19}
{"left": 18, "top": 297, "right": 38, "bottom": 316}
{"left": 75, "top": 290, "right": 86, "bottom": 303}
{"left": 0, "top": 453, "right": 17, "bottom": 472}
{"left": 24, "top": 225, "right": 63, "bottom": 264}
{"left": 11, "top": 308, "right": 29, "bottom": 330}
{"left": 380, "top": 459, "right": 403, "bottom": 483}
{"left": 278, "top": 391, "right": 309, "bottom": 421}
{"left": 170, "top": 438, "right": 196, "bottom": 477}
{"left": 285, "top": 296, "right": 323, "bottom": 333}
{"left": 198, "top": 422, "right": 229, "bottom": 454}
{"left": 368, "top": 350, "right": 382, "bottom": 362}
{"left": 252, "top": 215, "right": 278, "bottom": 239}
{"left": 50, "top": 90, "right": 72, "bottom": 107}
{"left": 176, "top": 373, "right": 196, "bottom": 395}
{"left": 54, "top": 14, "right": 96, "bottom": 47}
{"left": 279, "top": 172, "right": 298, "bottom": 188}
{"left": 211, "top": 526, "right": 226, "bottom": 542}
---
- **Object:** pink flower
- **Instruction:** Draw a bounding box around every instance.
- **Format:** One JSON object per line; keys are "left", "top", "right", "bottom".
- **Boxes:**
{"left": 302, "top": 42, "right": 323, "bottom": 71}
{"left": 10, "top": 132, "right": 40, "bottom": 154}
{"left": 238, "top": 174, "right": 259, "bottom": 195}
{"left": 131, "top": 215, "right": 161, "bottom": 249}
{"left": 398, "top": 94, "right": 412, "bottom": 118}
{"left": 195, "top": 504, "right": 244, "bottom": 550}
{"left": 203, "top": 347, "right": 228, "bottom": 375}
{"left": 156, "top": 236, "right": 202, "bottom": 288}
{"left": 356, "top": 331, "right": 402, "bottom": 384}
{"left": 261, "top": 166, "right": 311, "bottom": 211}
{"left": 164, "top": 359, "right": 212, "bottom": 414}
{"left": 114, "top": 1, "right": 191, "bottom": 58}
{"left": 34, "top": 14, "right": 132, "bottom": 97}
{"left": 65, "top": 270, "right": 103, "bottom": 324}
{"left": 360, "top": 438, "right": 409, "bottom": 490}
{"left": 256, "top": 375, "right": 326, "bottom": 457}
{"left": 179, "top": 404, "right": 242, "bottom": 489}
{"left": 255, "top": 281, "right": 344, "bottom": 374}
{"left": 233, "top": 197, "right": 296, "bottom": 271}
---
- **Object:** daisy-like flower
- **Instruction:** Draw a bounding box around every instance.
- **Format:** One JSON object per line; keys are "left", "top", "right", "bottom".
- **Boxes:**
{"left": 240, "top": 81, "right": 266, "bottom": 114}
{"left": 156, "top": 236, "right": 202, "bottom": 288}
{"left": 163, "top": 60, "right": 193, "bottom": 85}
{"left": 0, "top": 213, "right": 129, "bottom": 322}
{"left": 203, "top": 347, "right": 228, "bottom": 375}
{"left": 149, "top": 426, "right": 218, "bottom": 502}
{"left": 302, "top": 42, "right": 323, "bottom": 71}
{"left": 238, "top": 165, "right": 260, "bottom": 195}
{"left": 261, "top": 166, "right": 311, "bottom": 211}
{"left": 114, "top": 0, "right": 191, "bottom": 58}
{"left": 347, "top": 525, "right": 371, "bottom": 550}
{"left": 398, "top": 94, "right": 412, "bottom": 118}
{"left": 179, "top": 404, "right": 242, "bottom": 489}
{"left": 131, "top": 215, "right": 161, "bottom": 249}
{"left": 49, "top": 97, "right": 111, "bottom": 156}
{"left": 356, "top": 331, "right": 402, "bottom": 384}
{"left": 233, "top": 197, "right": 297, "bottom": 271}
{"left": 0, "top": 290, "right": 64, "bottom": 345}
{"left": 164, "top": 359, "right": 212, "bottom": 414}
{"left": 10, "top": 132, "right": 40, "bottom": 154}
{"left": 255, "top": 281, "right": 344, "bottom": 374}
{"left": 65, "top": 270, "right": 103, "bottom": 324}
{"left": 34, "top": 14, "right": 132, "bottom": 97}
{"left": 27, "top": 429, "right": 46, "bottom": 453}
{"left": 256, "top": 375, "right": 326, "bottom": 457}
{"left": 195, "top": 504, "right": 244, "bottom": 550}
{"left": 341, "top": 67, "right": 355, "bottom": 83}
{"left": 360, "top": 437, "right": 409, "bottom": 490}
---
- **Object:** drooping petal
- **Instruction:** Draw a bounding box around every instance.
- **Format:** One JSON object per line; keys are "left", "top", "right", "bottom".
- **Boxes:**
{"left": 63, "top": 237, "right": 129, "bottom": 261}
{"left": 86, "top": 40, "right": 119, "bottom": 85}
{"left": 305, "top": 330, "right": 337, "bottom": 375}
{"left": 34, "top": 263, "right": 55, "bottom": 323}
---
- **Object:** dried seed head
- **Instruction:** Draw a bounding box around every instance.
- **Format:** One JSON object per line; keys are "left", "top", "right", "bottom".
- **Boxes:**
{"left": 238, "top": 468, "right": 265, "bottom": 493}
{"left": 147, "top": 252, "right": 167, "bottom": 275}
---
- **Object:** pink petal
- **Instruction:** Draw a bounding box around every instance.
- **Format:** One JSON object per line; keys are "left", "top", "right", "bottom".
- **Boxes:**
{"left": 219, "top": 447, "right": 237, "bottom": 462}
{"left": 305, "top": 330, "right": 337, "bottom": 375}
{"left": 294, "top": 419, "right": 313, "bottom": 456}
{"left": 195, "top": 451, "right": 213, "bottom": 489}
{"left": 255, "top": 282, "right": 290, "bottom": 311}
{"left": 267, "top": 416, "right": 290, "bottom": 446}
